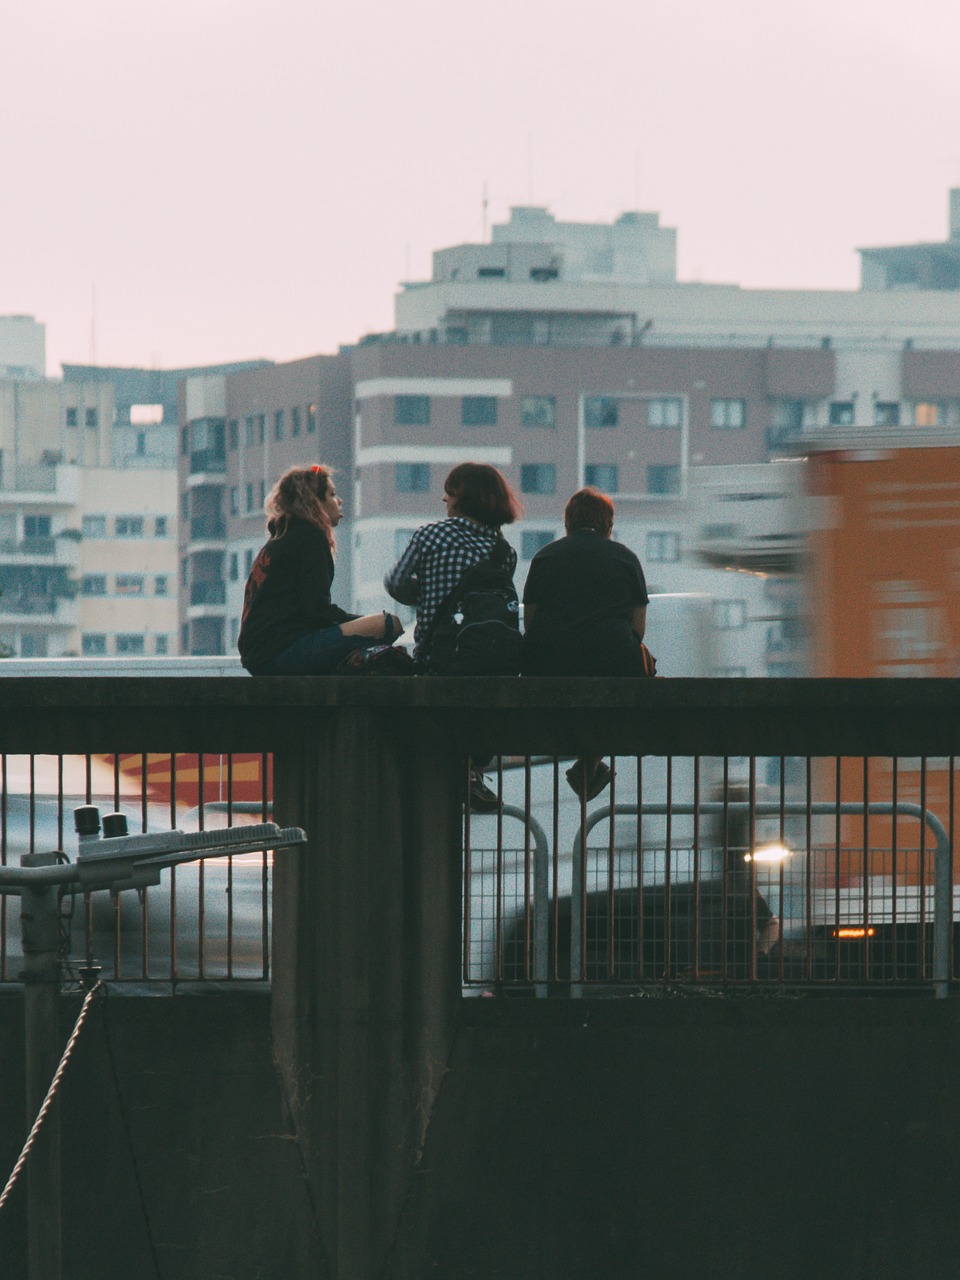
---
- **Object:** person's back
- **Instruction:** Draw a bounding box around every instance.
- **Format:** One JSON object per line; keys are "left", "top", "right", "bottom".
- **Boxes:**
{"left": 522, "top": 529, "right": 649, "bottom": 675}
{"left": 522, "top": 488, "right": 651, "bottom": 678}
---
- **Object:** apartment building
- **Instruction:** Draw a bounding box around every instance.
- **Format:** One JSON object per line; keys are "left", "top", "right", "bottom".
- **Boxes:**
{"left": 180, "top": 192, "right": 960, "bottom": 672}
{"left": 178, "top": 356, "right": 352, "bottom": 655}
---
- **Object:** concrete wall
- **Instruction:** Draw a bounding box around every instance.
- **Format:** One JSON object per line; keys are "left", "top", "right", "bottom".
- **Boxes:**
{"left": 388, "top": 997, "right": 960, "bottom": 1280}
{"left": 3, "top": 989, "right": 960, "bottom": 1279}
{"left": 0, "top": 991, "right": 326, "bottom": 1280}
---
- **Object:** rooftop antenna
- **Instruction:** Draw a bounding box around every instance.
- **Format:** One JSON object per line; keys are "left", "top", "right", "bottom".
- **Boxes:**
{"left": 481, "top": 180, "right": 488, "bottom": 241}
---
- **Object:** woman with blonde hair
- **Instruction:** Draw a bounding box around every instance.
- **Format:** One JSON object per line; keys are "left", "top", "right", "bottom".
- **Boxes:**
{"left": 238, "top": 464, "right": 401, "bottom": 675}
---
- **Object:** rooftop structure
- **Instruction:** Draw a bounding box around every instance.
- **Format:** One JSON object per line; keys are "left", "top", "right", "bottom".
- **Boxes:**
{"left": 859, "top": 188, "right": 960, "bottom": 291}
{"left": 0, "top": 316, "right": 45, "bottom": 380}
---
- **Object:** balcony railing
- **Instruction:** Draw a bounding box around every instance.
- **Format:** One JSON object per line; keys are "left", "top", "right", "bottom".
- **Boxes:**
{"left": 189, "top": 516, "right": 227, "bottom": 541}
{"left": 0, "top": 676, "right": 958, "bottom": 995}
{"left": 189, "top": 450, "right": 226, "bottom": 475}
{"left": 189, "top": 580, "right": 226, "bottom": 606}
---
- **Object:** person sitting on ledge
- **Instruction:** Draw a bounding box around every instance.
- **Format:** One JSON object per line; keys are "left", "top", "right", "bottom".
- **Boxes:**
{"left": 521, "top": 486, "right": 655, "bottom": 801}
{"left": 238, "top": 464, "right": 402, "bottom": 675}
{"left": 385, "top": 461, "right": 522, "bottom": 811}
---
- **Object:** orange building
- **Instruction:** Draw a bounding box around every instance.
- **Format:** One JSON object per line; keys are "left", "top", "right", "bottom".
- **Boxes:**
{"left": 808, "top": 446, "right": 960, "bottom": 885}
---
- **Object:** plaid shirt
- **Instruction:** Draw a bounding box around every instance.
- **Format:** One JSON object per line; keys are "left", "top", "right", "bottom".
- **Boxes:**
{"left": 385, "top": 517, "right": 517, "bottom": 659}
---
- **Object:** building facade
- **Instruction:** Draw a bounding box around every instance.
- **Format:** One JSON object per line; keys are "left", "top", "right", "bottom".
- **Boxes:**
{"left": 179, "top": 194, "right": 960, "bottom": 671}
{"left": 178, "top": 356, "right": 353, "bottom": 656}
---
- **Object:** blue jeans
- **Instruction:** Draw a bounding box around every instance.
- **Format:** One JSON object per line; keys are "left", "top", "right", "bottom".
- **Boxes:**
{"left": 260, "top": 626, "right": 381, "bottom": 675}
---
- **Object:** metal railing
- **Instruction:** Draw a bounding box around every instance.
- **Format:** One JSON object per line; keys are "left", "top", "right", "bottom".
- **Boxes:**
{"left": 1, "top": 676, "right": 960, "bottom": 1000}
{"left": 462, "top": 754, "right": 958, "bottom": 996}
{"left": 0, "top": 751, "right": 272, "bottom": 986}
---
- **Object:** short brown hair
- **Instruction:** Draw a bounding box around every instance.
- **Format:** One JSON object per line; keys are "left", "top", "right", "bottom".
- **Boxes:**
{"left": 564, "top": 487, "right": 614, "bottom": 536}
{"left": 444, "top": 462, "right": 522, "bottom": 528}
{"left": 266, "top": 464, "right": 336, "bottom": 549}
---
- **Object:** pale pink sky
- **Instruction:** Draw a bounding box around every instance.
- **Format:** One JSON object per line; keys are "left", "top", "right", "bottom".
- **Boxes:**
{"left": 3, "top": 0, "right": 960, "bottom": 375}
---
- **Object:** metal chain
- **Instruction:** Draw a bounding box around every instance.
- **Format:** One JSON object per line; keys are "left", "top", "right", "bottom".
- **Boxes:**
{"left": 0, "top": 979, "right": 104, "bottom": 1214}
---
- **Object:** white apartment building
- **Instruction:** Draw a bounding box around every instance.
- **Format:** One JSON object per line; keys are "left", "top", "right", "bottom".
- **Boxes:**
{"left": 183, "top": 190, "right": 960, "bottom": 674}
{"left": 0, "top": 336, "right": 182, "bottom": 657}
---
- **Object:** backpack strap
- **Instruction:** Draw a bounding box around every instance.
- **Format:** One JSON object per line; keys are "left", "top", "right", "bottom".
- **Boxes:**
{"left": 419, "top": 530, "right": 510, "bottom": 658}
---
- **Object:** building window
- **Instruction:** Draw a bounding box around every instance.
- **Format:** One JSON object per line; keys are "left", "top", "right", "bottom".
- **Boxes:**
{"left": 395, "top": 463, "right": 430, "bottom": 493}
{"left": 245, "top": 483, "right": 254, "bottom": 512}
{"left": 229, "top": 552, "right": 239, "bottom": 581}
{"left": 115, "top": 575, "right": 145, "bottom": 596}
{"left": 136, "top": 431, "right": 147, "bottom": 456}
{"left": 230, "top": 487, "right": 239, "bottom": 516}
{"left": 85, "top": 408, "right": 98, "bottom": 428}
{"left": 647, "top": 398, "right": 683, "bottom": 428}
{"left": 21, "top": 634, "right": 48, "bottom": 658}
{"left": 257, "top": 413, "right": 265, "bottom": 443}
{"left": 829, "top": 401, "right": 855, "bottom": 426}
{"left": 82, "top": 634, "right": 107, "bottom": 656}
{"left": 181, "top": 426, "right": 189, "bottom": 455}
{"left": 771, "top": 399, "right": 805, "bottom": 430}
{"left": 584, "top": 396, "right": 618, "bottom": 428}
{"left": 714, "top": 599, "right": 747, "bottom": 629}
{"left": 521, "top": 530, "right": 554, "bottom": 559}
{"left": 155, "top": 516, "right": 167, "bottom": 537}
{"left": 228, "top": 419, "right": 238, "bottom": 450}
{"left": 520, "top": 463, "right": 556, "bottom": 495}
{"left": 115, "top": 516, "right": 144, "bottom": 538}
{"left": 521, "top": 396, "right": 556, "bottom": 428}
{"left": 23, "top": 515, "right": 51, "bottom": 540}
{"left": 116, "top": 633, "right": 145, "bottom": 655}
{"left": 82, "top": 515, "right": 107, "bottom": 539}
{"left": 244, "top": 549, "right": 254, "bottom": 575}
{"left": 915, "top": 401, "right": 944, "bottom": 427}
{"left": 875, "top": 401, "right": 900, "bottom": 427}
{"left": 182, "top": 623, "right": 190, "bottom": 651}
{"left": 646, "top": 531, "right": 680, "bottom": 563}
{"left": 154, "top": 575, "right": 168, "bottom": 596}
{"left": 181, "top": 557, "right": 189, "bottom": 586}
{"left": 584, "top": 463, "right": 618, "bottom": 492}
{"left": 395, "top": 395, "right": 431, "bottom": 426}
{"left": 244, "top": 417, "right": 254, "bottom": 446}
{"left": 710, "top": 399, "right": 745, "bottom": 429}
{"left": 394, "top": 528, "right": 417, "bottom": 558}
{"left": 155, "top": 634, "right": 169, "bottom": 655}
{"left": 291, "top": 406, "right": 302, "bottom": 437}
{"left": 307, "top": 403, "right": 317, "bottom": 434}
{"left": 65, "top": 407, "right": 78, "bottom": 427}
{"left": 646, "top": 464, "right": 681, "bottom": 496}
{"left": 461, "top": 396, "right": 498, "bottom": 427}
{"left": 81, "top": 574, "right": 107, "bottom": 596}
{"left": 274, "top": 410, "right": 284, "bottom": 440}
{"left": 258, "top": 480, "right": 266, "bottom": 506}
{"left": 181, "top": 492, "right": 190, "bottom": 519}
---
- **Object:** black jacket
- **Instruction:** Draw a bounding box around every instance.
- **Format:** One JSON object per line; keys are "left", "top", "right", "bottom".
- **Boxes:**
{"left": 237, "top": 517, "right": 357, "bottom": 673}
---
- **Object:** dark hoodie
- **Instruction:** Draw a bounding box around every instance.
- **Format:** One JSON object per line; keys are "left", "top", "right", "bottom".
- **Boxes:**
{"left": 237, "top": 516, "right": 357, "bottom": 673}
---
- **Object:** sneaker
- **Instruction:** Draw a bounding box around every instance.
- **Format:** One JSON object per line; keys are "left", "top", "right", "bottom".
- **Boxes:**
{"left": 468, "top": 772, "right": 500, "bottom": 813}
{"left": 565, "top": 759, "right": 614, "bottom": 802}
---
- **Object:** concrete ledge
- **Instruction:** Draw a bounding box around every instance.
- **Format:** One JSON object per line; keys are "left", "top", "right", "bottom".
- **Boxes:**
{"left": 0, "top": 676, "right": 958, "bottom": 756}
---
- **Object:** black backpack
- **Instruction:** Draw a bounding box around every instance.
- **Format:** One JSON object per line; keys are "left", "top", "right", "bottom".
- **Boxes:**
{"left": 425, "top": 537, "right": 521, "bottom": 676}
